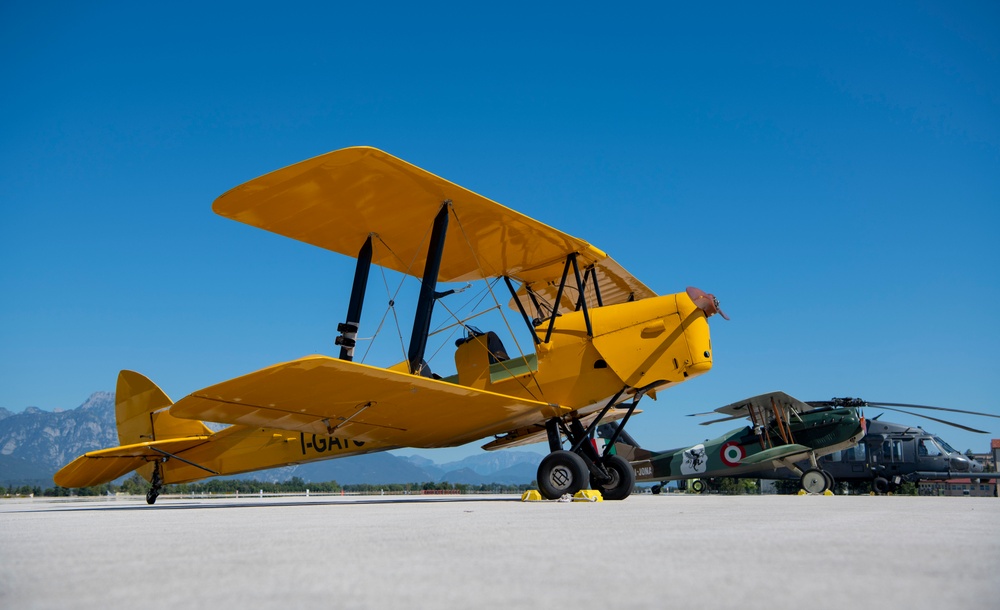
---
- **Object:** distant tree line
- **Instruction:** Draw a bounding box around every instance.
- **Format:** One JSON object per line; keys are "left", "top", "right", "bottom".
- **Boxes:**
{"left": 1, "top": 473, "right": 537, "bottom": 498}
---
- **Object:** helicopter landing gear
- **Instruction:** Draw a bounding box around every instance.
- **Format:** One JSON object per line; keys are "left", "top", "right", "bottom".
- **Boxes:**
{"left": 872, "top": 476, "right": 890, "bottom": 494}
{"left": 146, "top": 461, "right": 164, "bottom": 505}
{"left": 800, "top": 468, "right": 831, "bottom": 494}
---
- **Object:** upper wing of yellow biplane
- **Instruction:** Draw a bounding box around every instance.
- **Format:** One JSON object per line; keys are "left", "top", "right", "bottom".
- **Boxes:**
{"left": 213, "top": 146, "right": 656, "bottom": 312}
{"left": 170, "top": 355, "right": 571, "bottom": 448}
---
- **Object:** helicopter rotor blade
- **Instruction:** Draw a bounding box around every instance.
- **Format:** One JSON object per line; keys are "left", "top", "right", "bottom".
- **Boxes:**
{"left": 865, "top": 402, "right": 1000, "bottom": 420}
{"left": 870, "top": 406, "right": 991, "bottom": 434}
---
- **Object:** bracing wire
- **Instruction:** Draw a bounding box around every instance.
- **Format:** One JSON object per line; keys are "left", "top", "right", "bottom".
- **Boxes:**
{"left": 357, "top": 212, "right": 443, "bottom": 368}
{"left": 449, "top": 207, "right": 546, "bottom": 401}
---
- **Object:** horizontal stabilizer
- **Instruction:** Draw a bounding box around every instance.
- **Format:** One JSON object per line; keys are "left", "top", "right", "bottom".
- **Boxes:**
{"left": 53, "top": 436, "right": 210, "bottom": 488}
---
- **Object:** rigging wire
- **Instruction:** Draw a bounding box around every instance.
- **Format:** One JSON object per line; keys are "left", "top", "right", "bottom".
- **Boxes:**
{"left": 449, "top": 207, "right": 546, "bottom": 401}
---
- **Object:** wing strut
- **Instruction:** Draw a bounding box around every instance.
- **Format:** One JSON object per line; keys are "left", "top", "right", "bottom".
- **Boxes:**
{"left": 336, "top": 235, "right": 373, "bottom": 361}
{"left": 148, "top": 446, "right": 220, "bottom": 475}
{"left": 408, "top": 202, "right": 450, "bottom": 375}
{"left": 504, "top": 276, "right": 541, "bottom": 345}
{"left": 569, "top": 254, "right": 593, "bottom": 337}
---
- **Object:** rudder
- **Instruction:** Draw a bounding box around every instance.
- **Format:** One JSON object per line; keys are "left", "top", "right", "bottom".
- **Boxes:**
{"left": 116, "top": 370, "right": 213, "bottom": 445}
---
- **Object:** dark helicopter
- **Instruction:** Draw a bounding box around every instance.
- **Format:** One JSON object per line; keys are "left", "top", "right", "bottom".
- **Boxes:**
{"left": 756, "top": 399, "right": 1000, "bottom": 493}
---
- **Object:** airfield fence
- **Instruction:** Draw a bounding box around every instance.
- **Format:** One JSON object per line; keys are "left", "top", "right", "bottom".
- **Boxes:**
{"left": 1, "top": 489, "right": 497, "bottom": 503}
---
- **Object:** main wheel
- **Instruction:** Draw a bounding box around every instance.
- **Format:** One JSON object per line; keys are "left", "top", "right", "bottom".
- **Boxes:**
{"left": 872, "top": 477, "right": 889, "bottom": 494}
{"left": 537, "top": 450, "right": 589, "bottom": 500}
{"left": 823, "top": 470, "right": 835, "bottom": 492}
{"left": 800, "top": 469, "right": 829, "bottom": 494}
{"left": 590, "top": 455, "right": 635, "bottom": 501}
{"left": 690, "top": 479, "right": 706, "bottom": 493}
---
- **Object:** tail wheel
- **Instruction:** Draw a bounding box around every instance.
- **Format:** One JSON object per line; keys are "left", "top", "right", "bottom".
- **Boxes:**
{"left": 146, "top": 461, "right": 163, "bottom": 505}
{"left": 590, "top": 455, "right": 635, "bottom": 501}
{"left": 537, "top": 450, "right": 589, "bottom": 499}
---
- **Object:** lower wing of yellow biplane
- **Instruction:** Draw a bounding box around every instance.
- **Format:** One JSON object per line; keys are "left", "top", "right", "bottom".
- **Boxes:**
{"left": 170, "top": 355, "right": 571, "bottom": 449}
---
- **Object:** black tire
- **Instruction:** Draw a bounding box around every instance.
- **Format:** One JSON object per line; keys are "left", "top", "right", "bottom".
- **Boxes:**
{"left": 146, "top": 489, "right": 158, "bottom": 505}
{"left": 537, "top": 450, "right": 589, "bottom": 500}
{"left": 651, "top": 485, "right": 662, "bottom": 495}
{"left": 590, "top": 455, "right": 635, "bottom": 501}
{"left": 872, "top": 477, "right": 889, "bottom": 494}
{"left": 690, "top": 479, "right": 706, "bottom": 493}
{"left": 822, "top": 470, "right": 835, "bottom": 492}
{"left": 800, "top": 469, "right": 829, "bottom": 494}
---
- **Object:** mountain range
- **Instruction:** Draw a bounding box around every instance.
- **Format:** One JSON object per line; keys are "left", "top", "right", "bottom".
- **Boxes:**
{"left": 0, "top": 393, "right": 542, "bottom": 488}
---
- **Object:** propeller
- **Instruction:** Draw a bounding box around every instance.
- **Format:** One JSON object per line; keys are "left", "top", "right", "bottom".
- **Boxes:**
{"left": 810, "top": 397, "right": 998, "bottom": 434}
{"left": 686, "top": 286, "right": 730, "bottom": 320}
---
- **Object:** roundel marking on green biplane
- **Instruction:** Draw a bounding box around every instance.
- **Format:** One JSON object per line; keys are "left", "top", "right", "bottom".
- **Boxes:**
{"left": 720, "top": 441, "right": 745, "bottom": 467}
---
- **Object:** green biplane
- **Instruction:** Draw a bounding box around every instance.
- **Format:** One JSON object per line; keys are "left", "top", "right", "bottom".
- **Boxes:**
{"left": 603, "top": 391, "right": 866, "bottom": 494}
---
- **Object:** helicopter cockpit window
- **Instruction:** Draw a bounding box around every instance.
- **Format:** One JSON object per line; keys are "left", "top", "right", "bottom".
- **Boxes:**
{"left": 845, "top": 443, "right": 866, "bottom": 462}
{"left": 934, "top": 436, "right": 957, "bottom": 454}
{"left": 882, "top": 440, "right": 904, "bottom": 462}
{"left": 918, "top": 439, "right": 942, "bottom": 457}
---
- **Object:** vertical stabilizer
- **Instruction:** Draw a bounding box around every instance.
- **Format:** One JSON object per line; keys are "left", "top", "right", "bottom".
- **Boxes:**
{"left": 116, "top": 370, "right": 212, "bottom": 446}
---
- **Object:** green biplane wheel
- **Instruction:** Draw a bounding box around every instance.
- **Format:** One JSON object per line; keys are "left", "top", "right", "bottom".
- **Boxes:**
{"left": 800, "top": 469, "right": 829, "bottom": 494}
{"left": 537, "top": 450, "right": 588, "bottom": 500}
{"left": 590, "top": 455, "right": 635, "bottom": 501}
{"left": 690, "top": 479, "right": 706, "bottom": 493}
{"left": 822, "top": 470, "right": 835, "bottom": 492}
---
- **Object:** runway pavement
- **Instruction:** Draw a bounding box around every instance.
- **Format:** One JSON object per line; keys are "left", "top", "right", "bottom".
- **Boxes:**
{"left": 2, "top": 493, "right": 998, "bottom": 609}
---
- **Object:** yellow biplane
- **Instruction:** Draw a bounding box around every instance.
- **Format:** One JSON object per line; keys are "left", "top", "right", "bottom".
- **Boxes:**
{"left": 56, "top": 147, "right": 727, "bottom": 502}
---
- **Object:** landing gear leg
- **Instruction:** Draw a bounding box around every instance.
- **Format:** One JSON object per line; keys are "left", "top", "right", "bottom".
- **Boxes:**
{"left": 146, "top": 461, "right": 163, "bottom": 505}
{"left": 535, "top": 388, "right": 644, "bottom": 501}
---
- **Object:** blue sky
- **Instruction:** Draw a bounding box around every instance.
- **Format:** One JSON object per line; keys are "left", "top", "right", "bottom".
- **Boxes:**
{"left": 2, "top": 2, "right": 998, "bottom": 462}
